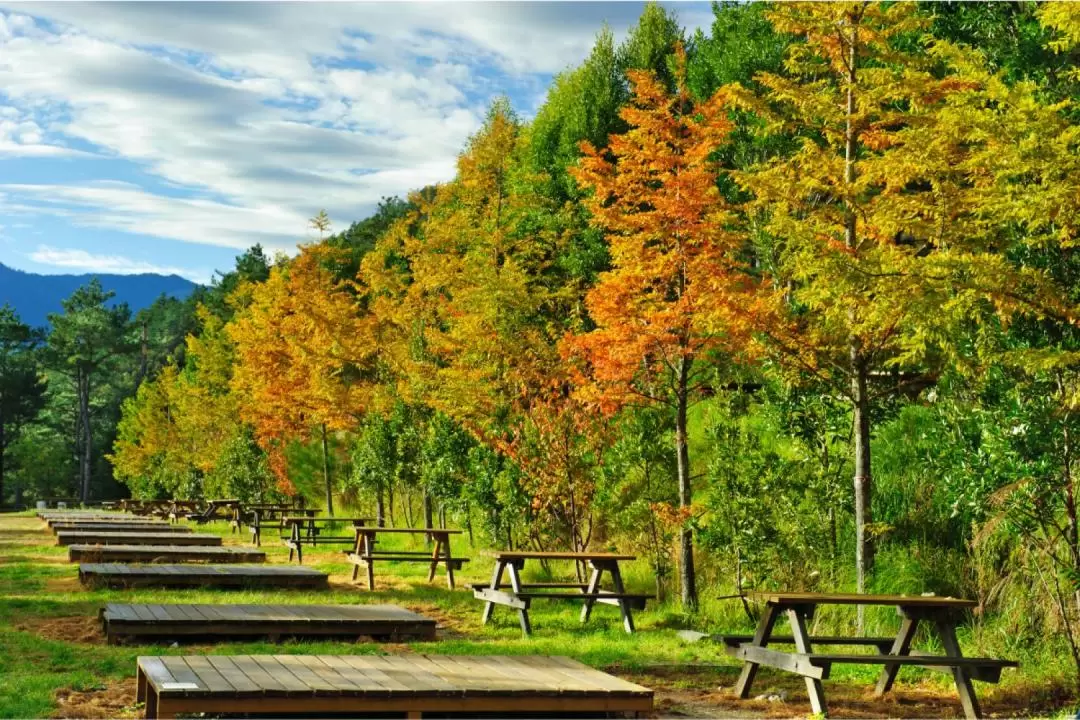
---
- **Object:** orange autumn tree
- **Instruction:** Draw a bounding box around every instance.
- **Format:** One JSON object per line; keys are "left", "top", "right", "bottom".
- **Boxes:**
{"left": 363, "top": 101, "right": 609, "bottom": 551}
{"left": 228, "top": 242, "right": 377, "bottom": 507}
{"left": 565, "top": 46, "right": 766, "bottom": 609}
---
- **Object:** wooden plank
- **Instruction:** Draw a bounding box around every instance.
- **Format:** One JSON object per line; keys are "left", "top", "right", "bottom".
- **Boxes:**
{"left": 485, "top": 550, "right": 635, "bottom": 561}
{"left": 56, "top": 532, "right": 220, "bottom": 546}
{"left": 726, "top": 645, "right": 827, "bottom": 680}
{"left": 750, "top": 592, "right": 976, "bottom": 609}
{"left": 69, "top": 544, "right": 265, "bottom": 563}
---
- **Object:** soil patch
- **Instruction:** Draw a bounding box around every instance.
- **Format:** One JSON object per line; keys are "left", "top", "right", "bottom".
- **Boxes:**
{"left": 625, "top": 668, "right": 1069, "bottom": 719}
{"left": 403, "top": 601, "right": 473, "bottom": 639}
{"left": 52, "top": 677, "right": 139, "bottom": 719}
{"left": 18, "top": 615, "right": 104, "bottom": 645}
{"left": 44, "top": 575, "right": 84, "bottom": 593}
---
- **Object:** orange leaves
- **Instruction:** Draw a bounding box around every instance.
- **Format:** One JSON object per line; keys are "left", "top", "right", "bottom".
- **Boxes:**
{"left": 227, "top": 242, "right": 378, "bottom": 485}
{"left": 565, "top": 44, "right": 764, "bottom": 414}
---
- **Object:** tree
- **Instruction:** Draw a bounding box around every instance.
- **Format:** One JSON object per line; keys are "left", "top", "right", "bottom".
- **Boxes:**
{"left": 0, "top": 305, "right": 46, "bottom": 505}
{"left": 566, "top": 46, "right": 762, "bottom": 609}
{"left": 45, "top": 281, "right": 134, "bottom": 502}
{"left": 229, "top": 242, "right": 378, "bottom": 509}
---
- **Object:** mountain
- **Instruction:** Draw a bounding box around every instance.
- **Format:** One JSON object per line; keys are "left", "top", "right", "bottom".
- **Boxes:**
{"left": 0, "top": 263, "right": 199, "bottom": 329}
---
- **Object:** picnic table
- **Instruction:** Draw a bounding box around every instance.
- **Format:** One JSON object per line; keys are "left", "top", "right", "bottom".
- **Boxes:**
{"left": 345, "top": 527, "right": 467, "bottom": 590}
{"left": 239, "top": 506, "right": 317, "bottom": 546}
{"left": 723, "top": 592, "right": 1018, "bottom": 719}
{"left": 471, "top": 551, "right": 653, "bottom": 636}
{"left": 186, "top": 499, "right": 240, "bottom": 526}
{"left": 167, "top": 500, "right": 201, "bottom": 523}
{"left": 282, "top": 516, "right": 373, "bottom": 564}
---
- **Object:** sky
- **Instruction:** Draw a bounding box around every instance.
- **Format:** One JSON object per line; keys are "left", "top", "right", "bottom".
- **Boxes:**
{"left": 0, "top": 1, "right": 714, "bottom": 285}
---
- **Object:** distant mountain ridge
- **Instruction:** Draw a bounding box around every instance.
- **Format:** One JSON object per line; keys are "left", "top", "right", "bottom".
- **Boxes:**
{"left": 0, "top": 263, "right": 199, "bottom": 329}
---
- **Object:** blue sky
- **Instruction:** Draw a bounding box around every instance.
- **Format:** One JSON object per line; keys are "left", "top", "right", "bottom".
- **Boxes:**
{"left": 0, "top": 1, "right": 713, "bottom": 285}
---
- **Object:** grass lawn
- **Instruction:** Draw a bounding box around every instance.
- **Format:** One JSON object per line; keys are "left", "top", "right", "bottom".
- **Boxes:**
{"left": 0, "top": 512, "right": 1073, "bottom": 719}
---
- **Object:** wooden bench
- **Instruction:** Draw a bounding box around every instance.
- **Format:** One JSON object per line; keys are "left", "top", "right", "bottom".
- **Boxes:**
{"left": 727, "top": 592, "right": 1018, "bottom": 719}
{"left": 474, "top": 551, "right": 653, "bottom": 636}
{"left": 283, "top": 517, "right": 373, "bottom": 563}
{"left": 135, "top": 654, "right": 653, "bottom": 719}
{"left": 344, "top": 527, "right": 467, "bottom": 590}
{"left": 101, "top": 603, "right": 436, "bottom": 644}
{"left": 68, "top": 544, "right": 265, "bottom": 564}
{"left": 55, "top": 531, "right": 221, "bottom": 547}
{"left": 79, "top": 563, "right": 328, "bottom": 590}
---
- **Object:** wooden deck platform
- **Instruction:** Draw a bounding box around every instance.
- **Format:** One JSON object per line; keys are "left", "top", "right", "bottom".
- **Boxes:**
{"left": 57, "top": 532, "right": 222, "bottom": 547}
{"left": 69, "top": 545, "right": 265, "bottom": 563}
{"left": 102, "top": 603, "right": 436, "bottom": 644}
{"left": 137, "top": 654, "right": 653, "bottom": 719}
{"left": 80, "top": 564, "right": 328, "bottom": 590}
{"left": 50, "top": 522, "right": 193, "bottom": 535}
{"left": 46, "top": 516, "right": 169, "bottom": 529}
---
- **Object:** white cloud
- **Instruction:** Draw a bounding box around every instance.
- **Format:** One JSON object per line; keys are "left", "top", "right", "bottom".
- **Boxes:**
{"left": 30, "top": 244, "right": 209, "bottom": 282}
{"left": 0, "top": 2, "right": 714, "bottom": 261}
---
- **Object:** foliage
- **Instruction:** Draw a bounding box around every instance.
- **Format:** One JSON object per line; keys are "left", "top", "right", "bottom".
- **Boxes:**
{"left": 0, "top": 305, "right": 46, "bottom": 506}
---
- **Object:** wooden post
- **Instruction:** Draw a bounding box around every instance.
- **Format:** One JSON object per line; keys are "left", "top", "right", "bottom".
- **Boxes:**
{"left": 507, "top": 559, "right": 532, "bottom": 636}
{"left": 482, "top": 561, "right": 506, "bottom": 625}
{"left": 788, "top": 606, "right": 828, "bottom": 716}
{"left": 609, "top": 561, "right": 636, "bottom": 633}
{"left": 580, "top": 565, "right": 604, "bottom": 623}
{"left": 875, "top": 613, "right": 919, "bottom": 696}
{"left": 935, "top": 618, "right": 981, "bottom": 719}
{"left": 735, "top": 603, "right": 780, "bottom": 699}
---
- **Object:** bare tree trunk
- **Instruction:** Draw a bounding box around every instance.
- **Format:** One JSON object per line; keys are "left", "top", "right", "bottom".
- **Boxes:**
{"left": 375, "top": 486, "right": 386, "bottom": 527}
{"left": 843, "top": 22, "right": 872, "bottom": 630}
{"left": 320, "top": 424, "right": 334, "bottom": 517}
{"left": 0, "top": 418, "right": 5, "bottom": 508}
{"left": 79, "top": 367, "right": 93, "bottom": 504}
{"left": 675, "top": 356, "right": 698, "bottom": 610}
{"left": 423, "top": 491, "right": 434, "bottom": 545}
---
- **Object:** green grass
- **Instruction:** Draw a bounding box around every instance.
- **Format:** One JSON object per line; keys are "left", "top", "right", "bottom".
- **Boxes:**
{"left": 0, "top": 512, "right": 1075, "bottom": 718}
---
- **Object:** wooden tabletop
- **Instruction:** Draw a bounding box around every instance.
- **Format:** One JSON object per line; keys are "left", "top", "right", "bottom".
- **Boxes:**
{"left": 355, "top": 527, "right": 462, "bottom": 534}
{"left": 282, "top": 516, "right": 372, "bottom": 524}
{"left": 485, "top": 550, "right": 637, "bottom": 561}
{"left": 749, "top": 592, "right": 976, "bottom": 608}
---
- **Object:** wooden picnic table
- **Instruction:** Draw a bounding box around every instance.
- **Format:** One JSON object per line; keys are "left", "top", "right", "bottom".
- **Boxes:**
{"left": 471, "top": 550, "right": 652, "bottom": 636}
{"left": 724, "top": 592, "right": 1018, "bottom": 719}
{"left": 186, "top": 499, "right": 240, "bottom": 526}
{"left": 345, "top": 527, "right": 467, "bottom": 591}
{"left": 238, "top": 506, "right": 316, "bottom": 546}
{"left": 282, "top": 516, "right": 373, "bottom": 564}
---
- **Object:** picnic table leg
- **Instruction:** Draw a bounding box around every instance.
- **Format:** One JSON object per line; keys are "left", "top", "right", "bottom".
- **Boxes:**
{"left": 288, "top": 524, "right": 297, "bottom": 563}
{"left": 427, "top": 535, "right": 441, "bottom": 582}
{"left": 364, "top": 532, "right": 376, "bottom": 591}
{"left": 735, "top": 603, "right": 780, "bottom": 699}
{"left": 441, "top": 533, "right": 456, "bottom": 589}
{"left": 579, "top": 564, "right": 604, "bottom": 624}
{"left": 875, "top": 612, "right": 919, "bottom": 696}
{"left": 482, "top": 560, "right": 507, "bottom": 625}
{"left": 508, "top": 559, "right": 533, "bottom": 636}
{"left": 608, "top": 561, "right": 635, "bottom": 633}
{"left": 788, "top": 606, "right": 827, "bottom": 716}
{"left": 350, "top": 530, "right": 363, "bottom": 582}
{"left": 935, "top": 618, "right": 982, "bottom": 719}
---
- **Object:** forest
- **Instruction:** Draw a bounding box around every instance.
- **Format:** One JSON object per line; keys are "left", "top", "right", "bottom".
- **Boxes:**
{"left": 4, "top": 0, "right": 1080, "bottom": 685}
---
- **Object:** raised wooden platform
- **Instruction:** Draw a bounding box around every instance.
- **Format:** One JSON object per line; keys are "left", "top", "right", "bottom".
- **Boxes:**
{"left": 51, "top": 522, "right": 193, "bottom": 535}
{"left": 57, "top": 532, "right": 221, "bottom": 547}
{"left": 137, "top": 654, "right": 653, "bottom": 719}
{"left": 46, "top": 516, "right": 169, "bottom": 529}
{"left": 102, "top": 603, "right": 436, "bottom": 644}
{"left": 80, "top": 564, "right": 328, "bottom": 590}
{"left": 69, "top": 545, "right": 265, "bottom": 563}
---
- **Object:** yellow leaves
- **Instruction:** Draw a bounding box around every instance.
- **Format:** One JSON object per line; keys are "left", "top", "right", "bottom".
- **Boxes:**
{"left": 1038, "top": 2, "right": 1080, "bottom": 59}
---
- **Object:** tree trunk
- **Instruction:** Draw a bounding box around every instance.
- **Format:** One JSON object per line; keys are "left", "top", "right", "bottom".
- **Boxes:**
{"left": 320, "top": 424, "right": 334, "bottom": 517}
{"left": 675, "top": 357, "right": 698, "bottom": 610}
{"left": 375, "top": 487, "right": 386, "bottom": 527}
{"left": 79, "top": 367, "right": 93, "bottom": 504}
{"left": 851, "top": 360, "right": 873, "bottom": 591}
{"left": 423, "top": 491, "right": 434, "bottom": 546}
{"left": 843, "top": 22, "right": 873, "bottom": 615}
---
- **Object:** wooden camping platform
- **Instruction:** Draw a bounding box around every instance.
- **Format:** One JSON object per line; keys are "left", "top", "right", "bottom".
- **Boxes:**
{"left": 137, "top": 654, "right": 653, "bottom": 719}
{"left": 56, "top": 531, "right": 221, "bottom": 547}
{"left": 69, "top": 545, "right": 265, "bottom": 563}
{"left": 46, "top": 516, "right": 169, "bottom": 529}
{"left": 102, "top": 603, "right": 436, "bottom": 644}
{"left": 50, "top": 522, "right": 193, "bottom": 535}
{"left": 80, "top": 564, "right": 328, "bottom": 590}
